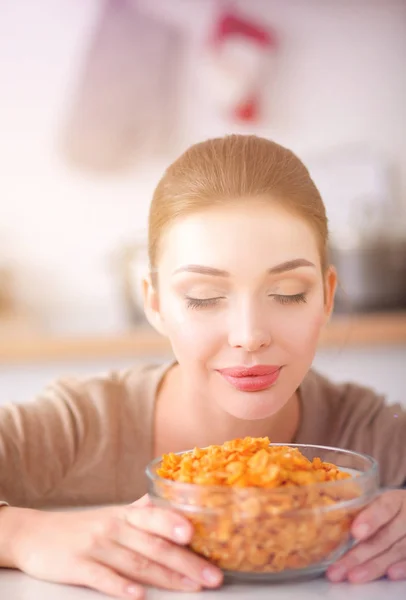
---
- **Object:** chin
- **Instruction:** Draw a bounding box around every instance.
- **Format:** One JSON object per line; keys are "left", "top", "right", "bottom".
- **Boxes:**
{"left": 209, "top": 369, "right": 291, "bottom": 420}
{"left": 216, "top": 387, "right": 289, "bottom": 421}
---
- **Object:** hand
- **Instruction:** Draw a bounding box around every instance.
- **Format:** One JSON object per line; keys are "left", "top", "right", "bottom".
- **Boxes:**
{"left": 11, "top": 495, "right": 223, "bottom": 599}
{"left": 327, "top": 489, "right": 406, "bottom": 583}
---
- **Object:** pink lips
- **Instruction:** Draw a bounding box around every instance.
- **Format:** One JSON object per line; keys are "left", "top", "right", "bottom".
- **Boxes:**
{"left": 217, "top": 365, "right": 281, "bottom": 392}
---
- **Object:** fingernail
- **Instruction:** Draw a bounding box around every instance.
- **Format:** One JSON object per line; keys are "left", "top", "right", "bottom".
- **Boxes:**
{"left": 173, "top": 526, "right": 190, "bottom": 544}
{"left": 181, "top": 577, "right": 201, "bottom": 591}
{"left": 389, "top": 565, "right": 406, "bottom": 580}
{"left": 353, "top": 523, "right": 370, "bottom": 539}
{"left": 328, "top": 565, "right": 347, "bottom": 582}
{"left": 202, "top": 567, "right": 222, "bottom": 586}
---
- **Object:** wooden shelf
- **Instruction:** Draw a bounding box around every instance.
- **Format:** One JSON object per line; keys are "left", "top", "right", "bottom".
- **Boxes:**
{"left": 1, "top": 311, "right": 406, "bottom": 364}
{"left": 319, "top": 311, "right": 406, "bottom": 348}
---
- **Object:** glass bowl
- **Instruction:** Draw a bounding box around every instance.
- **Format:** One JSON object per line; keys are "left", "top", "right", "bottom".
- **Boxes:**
{"left": 146, "top": 444, "right": 378, "bottom": 582}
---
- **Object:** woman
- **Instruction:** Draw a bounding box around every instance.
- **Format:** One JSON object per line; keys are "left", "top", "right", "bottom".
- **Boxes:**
{"left": 0, "top": 135, "right": 405, "bottom": 599}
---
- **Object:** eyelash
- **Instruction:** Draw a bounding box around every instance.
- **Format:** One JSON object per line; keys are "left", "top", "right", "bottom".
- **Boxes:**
{"left": 185, "top": 297, "right": 223, "bottom": 310}
{"left": 273, "top": 293, "right": 307, "bottom": 305}
{"left": 185, "top": 293, "right": 307, "bottom": 310}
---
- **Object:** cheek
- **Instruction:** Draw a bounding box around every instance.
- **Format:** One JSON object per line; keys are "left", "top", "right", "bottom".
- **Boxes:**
{"left": 161, "top": 296, "right": 223, "bottom": 362}
{"left": 296, "top": 310, "right": 325, "bottom": 348}
{"left": 273, "top": 301, "right": 325, "bottom": 355}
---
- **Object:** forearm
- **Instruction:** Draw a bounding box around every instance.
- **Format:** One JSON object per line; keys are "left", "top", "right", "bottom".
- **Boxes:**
{"left": 0, "top": 506, "right": 33, "bottom": 569}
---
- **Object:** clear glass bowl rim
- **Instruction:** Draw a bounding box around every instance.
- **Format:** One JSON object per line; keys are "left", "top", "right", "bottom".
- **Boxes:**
{"left": 146, "top": 443, "right": 379, "bottom": 501}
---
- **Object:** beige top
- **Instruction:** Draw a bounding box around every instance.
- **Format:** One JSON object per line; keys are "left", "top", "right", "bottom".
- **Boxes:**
{"left": 0, "top": 362, "right": 405, "bottom": 509}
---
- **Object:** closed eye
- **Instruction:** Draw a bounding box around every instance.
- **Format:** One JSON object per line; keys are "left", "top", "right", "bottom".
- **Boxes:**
{"left": 271, "top": 293, "right": 307, "bottom": 305}
{"left": 185, "top": 297, "right": 224, "bottom": 310}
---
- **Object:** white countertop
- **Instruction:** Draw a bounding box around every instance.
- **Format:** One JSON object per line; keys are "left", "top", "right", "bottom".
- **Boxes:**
{"left": 1, "top": 569, "right": 405, "bottom": 600}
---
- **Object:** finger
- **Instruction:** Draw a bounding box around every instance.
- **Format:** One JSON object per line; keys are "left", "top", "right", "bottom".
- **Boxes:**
{"left": 124, "top": 505, "right": 193, "bottom": 545}
{"left": 328, "top": 507, "right": 406, "bottom": 580}
{"left": 388, "top": 560, "right": 406, "bottom": 581}
{"left": 351, "top": 491, "right": 403, "bottom": 541}
{"left": 328, "top": 533, "right": 406, "bottom": 584}
{"left": 77, "top": 560, "right": 145, "bottom": 599}
{"left": 94, "top": 542, "right": 201, "bottom": 592}
{"left": 117, "top": 522, "right": 223, "bottom": 589}
{"left": 130, "top": 495, "right": 151, "bottom": 508}
{"left": 347, "top": 534, "right": 406, "bottom": 583}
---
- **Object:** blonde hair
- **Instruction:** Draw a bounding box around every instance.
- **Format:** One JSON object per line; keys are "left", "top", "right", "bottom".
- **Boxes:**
{"left": 148, "top": 135, "right": 329, "bottom": 273}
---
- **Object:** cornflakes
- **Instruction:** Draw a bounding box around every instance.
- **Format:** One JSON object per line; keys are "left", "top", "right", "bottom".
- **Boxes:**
{"left": 155, "top": 437, "right": 365, "bottom": 573}
{"left": 157, "top": 436, "right": 351, "bottom": 488}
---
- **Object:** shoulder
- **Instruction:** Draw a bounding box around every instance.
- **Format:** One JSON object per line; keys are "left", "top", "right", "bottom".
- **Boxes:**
{"left": 301, "top": 369, "right": 386, "bottom": 412}
{"left": 1, "top": 361, "right": 170, "bottom": 432}
{"left": 117, "top": 361, "right": 173, "bottom": 394}
{"left": 59, "top": 360, "right": 172, "bottom": 423}
{"left": 45, "top": 360, "right": 171, "bottom": 404}
{"left": 301, "top": 368, "right": 396, "bottom": 432}
{"left": 301, "top": 369, "right": 406, "bottom": 487}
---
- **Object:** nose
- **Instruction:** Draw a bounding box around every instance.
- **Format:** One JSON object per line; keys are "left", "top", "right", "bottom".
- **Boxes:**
{"left": 228, "top": 301, "right": 271, "bottom": 352}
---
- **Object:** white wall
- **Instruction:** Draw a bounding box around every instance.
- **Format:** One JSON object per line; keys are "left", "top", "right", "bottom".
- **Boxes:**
{"left": 1, "top": 0, "right": 405, "bottom": 332}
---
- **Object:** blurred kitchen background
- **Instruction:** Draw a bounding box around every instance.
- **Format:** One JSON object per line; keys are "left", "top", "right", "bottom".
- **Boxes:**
{"left": 1, "top": 0, "right": 406, "bottom": 404}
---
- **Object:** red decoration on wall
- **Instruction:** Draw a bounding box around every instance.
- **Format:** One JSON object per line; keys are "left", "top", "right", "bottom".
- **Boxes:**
{"left": 202, "top": 9, "right": 278, "bottom": 123}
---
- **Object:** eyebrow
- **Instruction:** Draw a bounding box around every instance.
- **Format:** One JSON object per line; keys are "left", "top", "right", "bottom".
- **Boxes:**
{"left": 268, "top": 258, "right": 316, "bottom": 274}
{"left": 173, "top": 259, "right": 315, "bottom": 277}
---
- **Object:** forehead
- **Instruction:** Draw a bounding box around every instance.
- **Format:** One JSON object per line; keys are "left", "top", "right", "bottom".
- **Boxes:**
{"left": 158, "top": 202, "right": 321, "bottom": 272}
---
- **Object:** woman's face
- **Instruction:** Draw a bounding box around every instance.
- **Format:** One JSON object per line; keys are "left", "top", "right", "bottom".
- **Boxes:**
{"left": 145, "top": 201, "right": 336, "bottom": 420}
